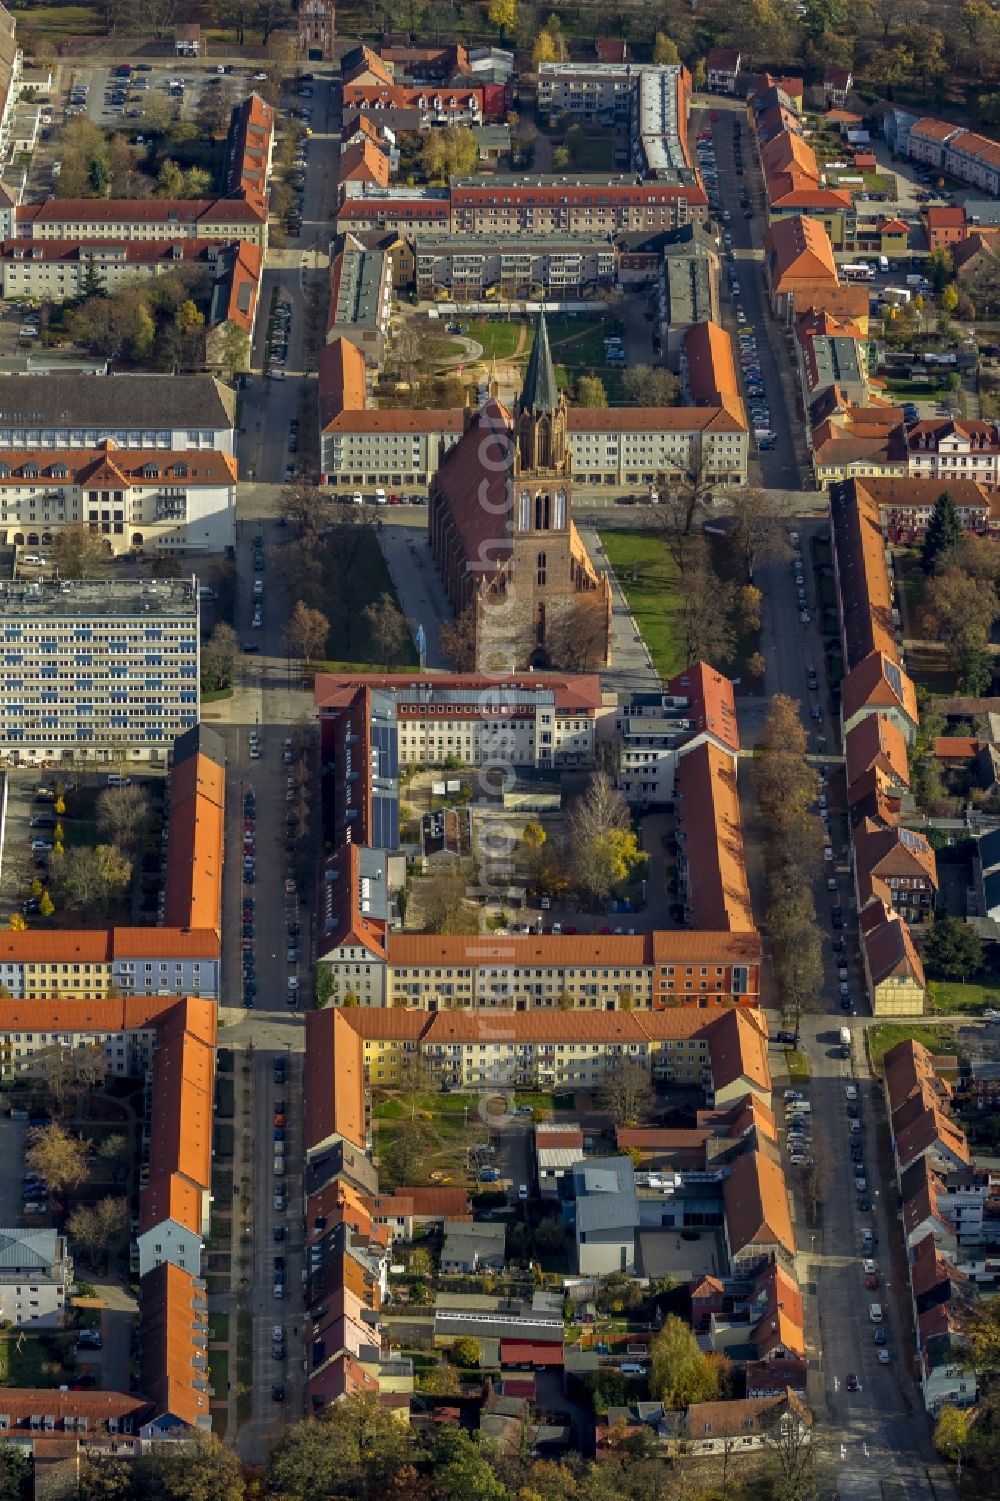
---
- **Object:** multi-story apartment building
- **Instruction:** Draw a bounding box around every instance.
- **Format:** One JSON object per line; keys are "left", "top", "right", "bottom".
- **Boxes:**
{"left": 0, "top": 440, "right": 236, "bottom": 556}
{"left": 536, "top": 63, "right": 697, "bottom": 185}
{"left": 0, "top": 578, "right": 199, "bottom": 763}
{"left": 0, "top": 931, "right": 220, "bottom": 1002}
{"left": 906, "top": 419, "right": 1000, "bottom": 488}
{"left": 0, "top": 237, "right": 253, "bottom": 308}
{"left": 413, "top": 233, "right": 617, "bottom": 298}
{"left": 906, "top": 118, "right": 1000, "bottom": 198}
{"left": 316, "top": 669, "right": 604, "bottom": 816}
{"left": 319, "top": 335, "right": 748, "bottom": 489}
{"left": 0, "top": 1230, "right": 71, "bottom": 1327}
{"left": 318, "top": 337, "right": 463, "bottom": 486}
{"left": 318, "top": 878, "right": 760, "bottom": 1009}
{"left": 0, "top": 2, "right": 22, "bottom": 168}
{"left": 614, "top": 661, "right": 740, "bottom": 807}
{"left": 336, "top": 183, "right": 451, "bottom": 234}
{"left": 11, "top": 195, "right": 268, "bottom": 248}
{"left": 327, "top": 237, "right": 393, "bottom": 367}
{"left": 450, "top": 172, "right": 706, "bottom": 236}
{"left": 0, "top": 373, "right": 236, "bottom": 456}
{"left": 326, "top": 1000, "right": 770, "bottom": 1097}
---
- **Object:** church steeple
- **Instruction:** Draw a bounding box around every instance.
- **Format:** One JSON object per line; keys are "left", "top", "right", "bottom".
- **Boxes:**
{"left": 514, "top": 311, "right": 569, "bottom": 476}
{"left": 520, "top": 309, "right": 559, "bottom": 414}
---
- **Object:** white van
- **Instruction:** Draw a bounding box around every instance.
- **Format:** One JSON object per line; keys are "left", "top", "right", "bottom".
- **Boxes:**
{"left": 869, "top": 1303, "right": 883, "bottom": 1323}
{"left": 787, "top": 1100, "right": 811, "bottom": 1115}
{"left": 107, "top": 773, "right": 131, "bottom": 787}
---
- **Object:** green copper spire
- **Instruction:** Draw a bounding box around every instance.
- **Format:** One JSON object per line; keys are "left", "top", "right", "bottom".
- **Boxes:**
{"left": 520, "top": 309, "right": 559, "bottom": 414}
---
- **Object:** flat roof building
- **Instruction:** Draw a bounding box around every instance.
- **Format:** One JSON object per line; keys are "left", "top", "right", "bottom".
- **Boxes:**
{"left": 0, "top": 577, "right": 199, "bottom": 763}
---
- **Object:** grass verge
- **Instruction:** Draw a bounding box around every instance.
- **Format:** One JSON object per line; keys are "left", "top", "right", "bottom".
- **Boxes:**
{"left": 785, "top": 1048, "right": 811, "bottom": 1081}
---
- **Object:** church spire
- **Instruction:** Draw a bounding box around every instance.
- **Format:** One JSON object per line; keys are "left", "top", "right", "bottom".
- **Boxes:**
{"left": 520, "top": 310, "right": 559, "bottom": 415}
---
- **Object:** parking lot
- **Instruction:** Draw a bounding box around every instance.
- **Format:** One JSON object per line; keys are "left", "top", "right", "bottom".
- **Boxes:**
{"left": 64, "top": 60, "right": 270, "bottom": 132}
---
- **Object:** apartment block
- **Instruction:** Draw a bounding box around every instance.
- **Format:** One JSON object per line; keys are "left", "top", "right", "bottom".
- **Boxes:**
{"left": 319, "top": 334, "right": 747, "bottom": 489}
{"left": 450, "top": 171, "right": 706, "bottom": 236}
{"left": 0, "top": 1230, "right": 71, "bottom": 1327}
{"left": 326, "top": 237, "right": 394, "bottom": 367}
{"left": 0, "top": 441, "right": 236, "bottom": 557}
{"left": 320, "top": 1002, "right": 770, "bottom": 1096}
{"left": 0, "top": 237, "right": 252, "bottom": 304}
{"left": 0, "top": 373, "right": 236, "bottom": 456}
{"left": 907, "top": 419, "right": 1000, "bottom": 488}
{"left": 413, "top": 233, "right": 617, "bottom": 298}
{"left": 614, "top": 661, "right": 740, "bottom": 806}
{"left": 13, "top": 195, "right": 268, "bottom": 249}
{"left": 0, "top": 578, "right": 199, "bottom": 763}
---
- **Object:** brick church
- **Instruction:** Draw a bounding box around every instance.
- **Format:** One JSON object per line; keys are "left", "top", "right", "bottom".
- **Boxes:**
{"left": 428, "top": 313, "right": 612, "bottom": 674}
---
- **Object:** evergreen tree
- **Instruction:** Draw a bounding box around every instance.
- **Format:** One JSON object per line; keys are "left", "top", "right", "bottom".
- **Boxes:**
{"left": 80, "top": 253, "right": 104, "bottom": 300}
{"left": 921, "top": 491, "right": 963, "bottom": 574}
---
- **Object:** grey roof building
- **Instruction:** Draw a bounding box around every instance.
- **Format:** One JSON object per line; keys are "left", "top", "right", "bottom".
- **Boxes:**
{"left": 0, "top": 373, "right": 235, "bottom": 435}
{"left": 440, "top": 1219, "right": 507, "bottom": 1274}
{"left": 571, "top": 1156, "right": 639, "bottom": 1276}
{"left": 0, "top": 1229, "right": 72, "bottom": 1328}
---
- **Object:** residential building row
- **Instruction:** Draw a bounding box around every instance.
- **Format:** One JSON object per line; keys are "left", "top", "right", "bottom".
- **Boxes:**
{"left": 6, "top": 92, "right": 273, "bottom": 251}
{"left": 0, "top": 993, "right": 218, "bottom": 1447}
{"left": 310, "top": 1003, "right": 771, "bottom": 1101}
{"left": 904, "top": 116, "right": 1000, "bottom": 199}
{"left": 0, "top": 372, "right": 238, "bottom": 558}
{"left": 883, "top": 1039, "right": 993, "bottom": 1413}
{"left": 536, "top": 62, "right": 698, "bottom": 184}
{"left": 0, "top": 724, "right": 224, "bottom": 983}
{"left": 340, "top": 171, "right": 708, "bottom": 238}
{"left": 318, "top": 323, "right": 748, "bottom": 490}
{"left": 829, "top": 476, "right": 939, "bottom": 1014}
{"left": 0, "top": 239, "right": 260, "bottom": 356}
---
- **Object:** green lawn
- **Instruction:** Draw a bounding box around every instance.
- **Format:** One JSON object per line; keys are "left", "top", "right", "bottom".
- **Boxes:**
{"left": 883, "top": 377, "right": 951, "bottom": 397}
{"left": 601, "top": 528, "right": 684, "bottom": 680}
{"left": 463, "top": 315, "right": 626, "bottom": 399}
{"left": 317, "top": 529, "right": 419, "bottom": 670}
{"left": 868, "top": 1022, "right": 959, "bottom": 1068}
{"left": 465, "top": 319, "right": 525, "bottom": 361}
{"left": 375, "top": 1091, "right": 473, "bottom": 1120}
{"left": 15, "top": 4, "right": 104, "bottom": 37}
{"left": 929, "top": 980, "right": 1000, "bottom": 1015}
{"left": 0, "top": 1330, "right": 73, "bottom": 1387}
{"left": 566, "top": 131, "right": 616, "bottom": 170}
{"left": 785, "top": 1048, "right": 811, "bottom": 1081}
{"left": 208, "top": 1347, "right": 229, "bottom": 1401}
{"left": 600, "top": 528, "right": 763, "bottom": 686}
{"left": 208, "top": 1311, "right": 230, "bottom": 1345}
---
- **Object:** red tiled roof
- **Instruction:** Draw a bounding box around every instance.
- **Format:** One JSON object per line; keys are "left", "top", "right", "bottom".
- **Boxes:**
{"left": 500, "top": 1341, "right": 564, "bottom": 1366}
{"left": 675, "top": 742, "right": 753, "bottom": 932}
{"left": 138, "top": 1262, "right": 210, "bottom": 1429}
{"left": 305, "top": 1008, "right": 367, "bottom": 1153}
{"left": 668, "top": 661, "right": 740, "bottom": 752}
{"left": 724, "top": 1151, "right": 795, "bottom": 1257}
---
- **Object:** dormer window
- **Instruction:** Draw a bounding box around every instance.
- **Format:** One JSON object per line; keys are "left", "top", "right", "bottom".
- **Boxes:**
{"left": 142, "top": 464, "right": 160, "bottom": 479}
{"left": 50, "top": 464, "right": 67, "bottom": 478}
{"left": 172, "top": 463, "right": 187, "bottom": 478}
{"left": 22, "top": 465, "right": 39, "bottom": 479}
